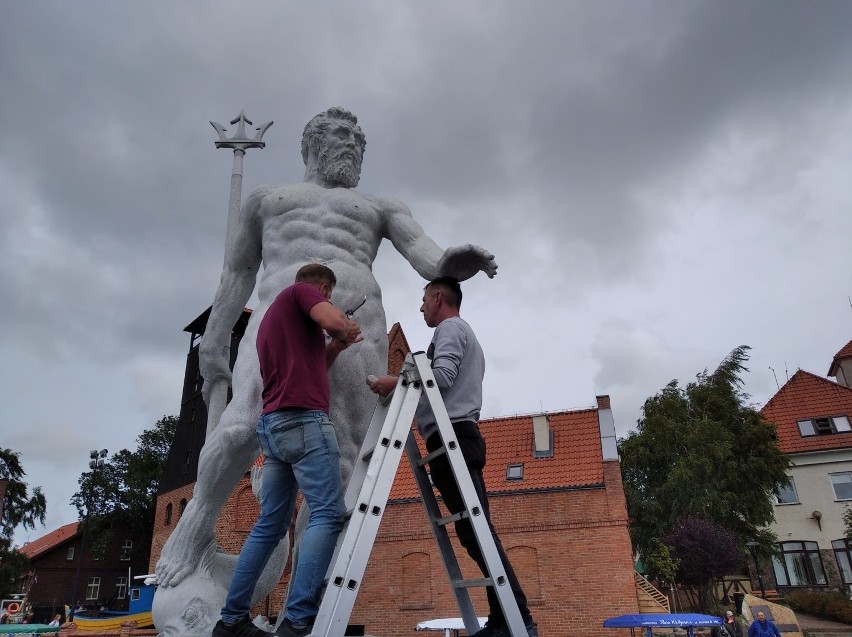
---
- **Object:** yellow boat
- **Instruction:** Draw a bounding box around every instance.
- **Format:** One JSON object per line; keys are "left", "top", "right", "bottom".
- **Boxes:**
{"left": 65, "top": 584, "right": 155, "bottom": 631}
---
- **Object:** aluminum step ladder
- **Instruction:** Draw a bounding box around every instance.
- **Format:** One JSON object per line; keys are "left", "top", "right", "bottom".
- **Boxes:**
{"left": 310, "top": 351, "right": 527, "bottom": 637}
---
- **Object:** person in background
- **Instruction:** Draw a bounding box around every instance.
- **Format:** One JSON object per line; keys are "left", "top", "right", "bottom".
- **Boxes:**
{"left": 748, "top": 611, "right": 781, "bottom": 637}
{"left": 722, "top": 610, "right": 743, "bottom": 637}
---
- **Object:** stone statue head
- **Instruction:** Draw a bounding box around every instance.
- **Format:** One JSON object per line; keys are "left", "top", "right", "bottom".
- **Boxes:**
{"left": 301, "top": 107, "right": 366, "bottom": 188}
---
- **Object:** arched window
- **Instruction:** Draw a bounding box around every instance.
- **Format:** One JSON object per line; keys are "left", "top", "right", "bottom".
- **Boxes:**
{"left": 164, "top": 503, "right": 173, "bottom": 526}
{"left": 179, "top": 498, "right": 188, "bottom": 519}
{"left": 400, "top": 552, "right": 432, "bottom": 610}
{"left": 507, "top": 545, "right": 542, "bottom": 603}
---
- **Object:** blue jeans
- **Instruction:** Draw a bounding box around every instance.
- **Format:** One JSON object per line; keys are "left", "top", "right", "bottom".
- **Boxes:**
{"left": 221, "top": 409, "right": 345, "bottom": 625}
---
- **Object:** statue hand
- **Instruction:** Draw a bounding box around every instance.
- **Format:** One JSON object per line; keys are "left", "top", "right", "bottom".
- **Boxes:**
{"left": 436, "top": 244, "right": 498, "bottom": 281}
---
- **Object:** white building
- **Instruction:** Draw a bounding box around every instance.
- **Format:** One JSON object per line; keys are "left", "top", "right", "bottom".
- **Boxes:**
{"left": 759, "top": 340, "right": 852, "bottom": 592}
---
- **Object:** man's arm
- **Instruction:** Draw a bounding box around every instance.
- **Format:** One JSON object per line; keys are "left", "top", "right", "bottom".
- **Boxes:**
{"left": 382, "top": 198, "right": 498, "bottom": 281}
{"left": 308, "top": 301, "right": 362, "bottom": 368}
{"left": 199, "top": 187, "right": 266, "bottom": 403}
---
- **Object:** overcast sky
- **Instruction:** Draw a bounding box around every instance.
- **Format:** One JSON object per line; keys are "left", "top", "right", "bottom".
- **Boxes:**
{"left": 3, "top": 1, "right": 852, "bottom": 545}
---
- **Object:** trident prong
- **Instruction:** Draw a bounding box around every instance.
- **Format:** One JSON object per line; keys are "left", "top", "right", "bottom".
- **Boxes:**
{"left": 210, "top": 109, "right": 272, "bottom": 151}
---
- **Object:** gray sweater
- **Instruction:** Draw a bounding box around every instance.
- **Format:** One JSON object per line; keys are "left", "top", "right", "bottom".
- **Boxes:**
{"left": 415, "top": 316, "right": 485, "bottom": 441}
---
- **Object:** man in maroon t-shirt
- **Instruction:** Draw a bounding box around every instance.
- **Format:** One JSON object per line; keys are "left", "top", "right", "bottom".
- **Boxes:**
{"left": 214, "top": 263, "right": 361, "bottom": 637}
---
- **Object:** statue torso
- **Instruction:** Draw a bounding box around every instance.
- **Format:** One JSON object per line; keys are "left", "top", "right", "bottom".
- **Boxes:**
{"left": 252, "top": 182, "right": 390, "bottom": 309}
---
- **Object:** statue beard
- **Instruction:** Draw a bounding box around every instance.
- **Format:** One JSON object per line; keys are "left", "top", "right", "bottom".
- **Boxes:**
{"left": 318, "top": 145, "right": 362, "bottom": 188}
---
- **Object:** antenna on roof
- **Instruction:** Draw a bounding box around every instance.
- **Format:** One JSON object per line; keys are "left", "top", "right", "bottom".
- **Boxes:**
{"left": 769, "top": 366, "right": 780, "bottom": 390}
{"left": 784, "top": 361, "right": 789, "bottom": 382}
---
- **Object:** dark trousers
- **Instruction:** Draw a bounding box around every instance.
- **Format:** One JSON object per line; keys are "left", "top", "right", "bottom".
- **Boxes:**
{"left": 426, "top": 421, "right": 531, "bottom": 627}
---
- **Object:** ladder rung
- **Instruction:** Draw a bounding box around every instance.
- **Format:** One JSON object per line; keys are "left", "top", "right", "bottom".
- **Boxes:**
{"left": 436, "top": 511, "right": 468, "bottom": 527}
{"left": 361, "top": 448, "right": 374, "bottom": 462}
{"left": 454, "top": 577, "right": 494, "bottom": 589}
{"left": 417, "top": 445, "right": 447, "bottom": 467}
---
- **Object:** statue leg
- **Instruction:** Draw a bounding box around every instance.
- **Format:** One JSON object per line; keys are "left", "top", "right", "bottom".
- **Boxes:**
{"left": 156, "top": 322, "right": 264, "bottom": 588}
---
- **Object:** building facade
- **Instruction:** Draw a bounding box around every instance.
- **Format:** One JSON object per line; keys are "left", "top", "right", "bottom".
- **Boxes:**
{"left": 759, "top": 339, "right": 852, "bottom": 594}
{"left": 17, "top": 522, "right": 148, "bottom": 623}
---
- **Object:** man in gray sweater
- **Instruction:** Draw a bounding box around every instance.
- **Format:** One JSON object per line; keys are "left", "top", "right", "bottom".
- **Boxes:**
{"left": 370, "top": 277, "right": 537, "bottom": 637}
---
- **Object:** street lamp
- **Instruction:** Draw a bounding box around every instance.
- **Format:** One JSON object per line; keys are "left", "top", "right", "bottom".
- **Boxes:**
{"left": 745, "top": 540, "right": 766, "bottom": 598}
{"left": 69, "top": 449, "right": 108, "bottom": 623}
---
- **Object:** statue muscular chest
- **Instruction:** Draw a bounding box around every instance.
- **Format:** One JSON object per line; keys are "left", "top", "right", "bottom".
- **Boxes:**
{"left": 259, "top": 187, "right": 381, "bottom": 249}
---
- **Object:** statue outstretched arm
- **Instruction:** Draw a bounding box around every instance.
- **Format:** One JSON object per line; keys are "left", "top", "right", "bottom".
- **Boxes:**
{"left": 199, "top": 188, "right": 265, "bottom": 407}
{"left": 383, "top": 199, "right": 498, "bottom": 281}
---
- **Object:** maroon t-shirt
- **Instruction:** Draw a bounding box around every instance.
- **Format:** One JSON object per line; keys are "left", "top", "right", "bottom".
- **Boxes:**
{"left": 257, "top": 282, "right": 330, "bottom": 414}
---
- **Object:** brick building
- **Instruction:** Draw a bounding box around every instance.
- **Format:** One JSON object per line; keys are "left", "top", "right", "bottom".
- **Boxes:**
{"left": 18, "top": 521, "right": 148, "bottom": 623}
{"left": 151, "top": 319, "right": 641, "bottom": 635}
{"left": 348, "top": 395, "right": 638, "bottom": 637}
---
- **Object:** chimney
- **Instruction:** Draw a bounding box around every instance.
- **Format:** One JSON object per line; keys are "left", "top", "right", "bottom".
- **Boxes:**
{"left": 532, "top": 414, "right": 553, "bottom": 458}
{"left": 597, "top": 395, "right": 618, "bottom": 461}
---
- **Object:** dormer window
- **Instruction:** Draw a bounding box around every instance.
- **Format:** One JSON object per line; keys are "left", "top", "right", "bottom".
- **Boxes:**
{"left": 797, "top": 415, "right": 851, "bottom": 437}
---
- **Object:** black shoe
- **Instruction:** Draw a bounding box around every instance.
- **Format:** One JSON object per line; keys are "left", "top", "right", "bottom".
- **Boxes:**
{"left": 470, "top": 622, "right": 504, "bottom": 637}
{"left": 212, "top": 617, "right": 273, "bottom": 637}
{"left": 275, "top": 618, "right": 313, "bottom": 637}
{"left": 472, "top": 618, "right": 538, "bottom": 637}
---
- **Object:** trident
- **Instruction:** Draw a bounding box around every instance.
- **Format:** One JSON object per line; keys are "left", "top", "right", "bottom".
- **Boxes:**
{"left": 206, "top": 111, "right": 272, "bottom": 435}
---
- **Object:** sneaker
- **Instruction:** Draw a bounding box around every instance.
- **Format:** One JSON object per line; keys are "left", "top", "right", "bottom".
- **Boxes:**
{"left": 212, "top": 616, "right": 273, "bottom": 637}
{"left": 275, "top": 617, "right": 313, "bottom": 637}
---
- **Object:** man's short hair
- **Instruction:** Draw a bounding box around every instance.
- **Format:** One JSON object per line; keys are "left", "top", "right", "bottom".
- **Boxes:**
{"left": 301, "top": 107, "right": 366, "bottom": 164}
{"left": 425, "top": 276, "right": 462, "bottom": 309}
{"left": 295, "top": 263, "right": 337, "bottom": 287}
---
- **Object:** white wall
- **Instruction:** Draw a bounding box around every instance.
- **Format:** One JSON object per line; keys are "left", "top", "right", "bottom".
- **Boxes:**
{"left": 770, "top": 448, "right": 852, "bottom": 546}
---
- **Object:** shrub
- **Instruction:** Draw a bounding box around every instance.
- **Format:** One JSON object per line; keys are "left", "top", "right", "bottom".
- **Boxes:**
{"left": 785, "top": 590, "right": 852, "bottom": 624}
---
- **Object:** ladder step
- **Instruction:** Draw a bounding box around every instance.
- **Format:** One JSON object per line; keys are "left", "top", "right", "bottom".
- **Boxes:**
{"left": 436, "top": 511, "right": 468, "bottom": 527}
{"left": 417, "top": 445, "right": 447, "bottom": 467}
{"left": 361, "top": 448, "right": 374, "bottom": 462}
{"left": 454, "top": 577, "right": 494, "bottom": 589}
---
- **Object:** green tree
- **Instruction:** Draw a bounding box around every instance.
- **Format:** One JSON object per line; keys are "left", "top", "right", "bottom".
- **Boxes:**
{"left": 0, "top": 449, "right": 47, "bottom": 597}
{"left": 619, "top": 346, "right": 790, "bottom": 590}
{"left": 71, "top": 416, "right": 177, "bottom": 565}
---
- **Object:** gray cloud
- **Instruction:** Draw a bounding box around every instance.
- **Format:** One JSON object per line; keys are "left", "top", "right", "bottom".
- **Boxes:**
{"left": 3, "top": 0, "right": 852, "bottom": 542}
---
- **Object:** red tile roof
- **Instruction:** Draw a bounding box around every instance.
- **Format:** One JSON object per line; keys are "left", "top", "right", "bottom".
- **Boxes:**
{"left": 760, "top": 369, "right": 852, "bottom": 454}
{"left": 389, "top": 407, "right": 605, "bottom": 500}
{"left": 18, "top": 522, "right": 79, "bottom": 559}
{"left": 828, "top": 339, "right": 852, "bottom": 376}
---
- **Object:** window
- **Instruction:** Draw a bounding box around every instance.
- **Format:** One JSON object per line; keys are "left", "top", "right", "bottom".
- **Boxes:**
{"left": 775, "top": 477, "right": 799, "bottom": 504}
{"left": 115, "top": 576, "right": 127, "bottom": 600}
{"left": 86, "top": 577, "right": 101, "bottom": 600}
{"left": 506, "top": 464, "right": 524, "bottom": 481}
{"left": 833, "top": 539, "right": 852, "bottom": 585}
{"left": 797, "top": 415, "right": 852, "bottom": 437}
{"left": 831, "top": 473, "right": 852, "bottom": 500}
{"left": 120, "top": 539, "right": 132, "bottom": 561}
{"left": 179, "top": 498, "right": 188, "bottom": 518}
{"left": 130, "top": 588, "right": 141, "bottom": 602}
{"left": 66, "top": 546, "right": 75, "bottom": 561}
{"left": 165, "top": 503, "right": 173, "bottom": 526}
{"left": 772, "top": 541, "right": 827, "bottom": 586}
